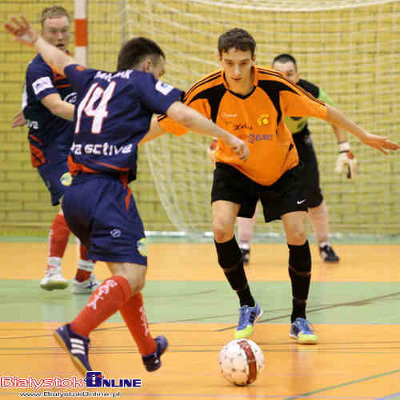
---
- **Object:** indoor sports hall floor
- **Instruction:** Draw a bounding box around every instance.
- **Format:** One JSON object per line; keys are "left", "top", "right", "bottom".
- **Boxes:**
{"left": 0, "top": 240, "right": 399, "bottom": 399}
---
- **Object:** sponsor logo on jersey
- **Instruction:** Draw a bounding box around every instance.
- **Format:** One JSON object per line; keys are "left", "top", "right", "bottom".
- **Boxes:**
{"left": 26, "top": 119, "right": 39, "bottom": 130}
{"left": 221, "top": 112, "right": 238, "bottom": 118}
{"left": 71, "top": 142, "right": 133, "bottom": 156}
{"left": 137, "top": 238, "right": 147, "bottom": 257}
{"left": 32, "top": 76, "right": 53, "bottom": 95}
{"left": 257, "top": 113, "right": 269, "bottom": 126}
{"left": 155, "top": 81, "right": 174, "bottom": 96}
{"left": 110, "top": 229, "right": 121, "bottom": 238}
{"left": 247, "top": 133, "right": 273, "bottom": 144}
{"left": 64, "top": 92, "right": 77, "bottom": 104}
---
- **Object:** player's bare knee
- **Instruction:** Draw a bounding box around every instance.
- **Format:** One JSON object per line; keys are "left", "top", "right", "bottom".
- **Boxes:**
{"left": 213, "top": 221, "right": 234, "bottom": 242}
{"left": 107, "top": 262, "right": 146, "bottom": 295}
{"left": 286, "top": 227, "right": 307, "bottom": 245}
{"left": 127, "top": 277, "right": 145, "bottom": 294}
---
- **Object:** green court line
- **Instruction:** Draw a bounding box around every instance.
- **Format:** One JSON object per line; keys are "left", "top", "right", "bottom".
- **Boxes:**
{"left": 0, "top": 281, "right": 399, "bottom": 324}
{"left": 0, "top": 234, "right": 399, "bottom": 244}
{"left": 284, "top": 369, "right": 400, "bottom": 400}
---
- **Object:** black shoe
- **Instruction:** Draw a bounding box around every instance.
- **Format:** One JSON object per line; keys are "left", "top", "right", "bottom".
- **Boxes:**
{"left": 240, "top": 248, "right": 250, "bottom": 265}
{"left": 142, "top": 335, "right": 168, "bottom": 372}
{"left": 319, "top": 244, "right": 340, "bottom": 263}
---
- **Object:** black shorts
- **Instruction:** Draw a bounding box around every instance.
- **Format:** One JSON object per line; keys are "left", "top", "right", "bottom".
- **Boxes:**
{"left": 293, "top": 133, "right": 323, "bottom": 208}
{"left": 211, "top": 162, "right": 308, "bottom": 222}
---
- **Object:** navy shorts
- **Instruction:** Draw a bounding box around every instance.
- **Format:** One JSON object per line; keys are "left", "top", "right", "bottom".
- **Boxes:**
{"left": 37, "top": 161, "right": 71, "bottom": 206}
{"left": 211, "top": 162, "right": 308, "bottom": 222}
{"left": 62, "top": 173, "right": 147, "bottom": 265}
{"left": 293, "top": 133, "right": 323, "bottom": 208}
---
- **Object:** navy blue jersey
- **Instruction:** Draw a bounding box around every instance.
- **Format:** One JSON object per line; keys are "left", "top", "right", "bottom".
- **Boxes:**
{"left": 64, "top": 64, "right": 183, "bottom": 180}
{"left": 23, "top": 53, "right": 76, "bottom": 167}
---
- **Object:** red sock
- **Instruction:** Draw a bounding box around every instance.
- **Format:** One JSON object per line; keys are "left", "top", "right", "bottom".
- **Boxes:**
{"left": 119, "top": 292, "right": 156, "bottom": 356}
{"left": 79, "top": 244, "right": 89, "bottom": 260}
{"left": 75, "top": 244, "right": 93, "bottom": 282}
{"left": 75, "top": 269, "right": 91, "bottom": 282}
{"left": 49, "top": 213, "right": 70, "bottom": 259}
{"left": 71, "top": 276, "right": 131, "bottom": 337}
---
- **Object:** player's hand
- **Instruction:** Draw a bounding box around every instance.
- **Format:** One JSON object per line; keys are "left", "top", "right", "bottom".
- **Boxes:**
{"left": 207, "top": 138, "right": 218, "bottom": 165}
{"left": 12, "top": 111, "right": 26, "bottom": 128}
{"left": 335, "top": 142, "right": 357, "bottom": 179}
{"left": 4, "top": 15, "right": 39, "bottom": 47}
{"left": 225, "top": 135, "right": 248, "bottom": 161}
{"left": 361, "top": 133, "right": 400, "bottom": 155}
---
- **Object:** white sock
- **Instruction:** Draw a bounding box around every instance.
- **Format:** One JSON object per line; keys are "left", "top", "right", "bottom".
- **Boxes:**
{"left": 78, "top": 259, "right": 94, "bottom": 272}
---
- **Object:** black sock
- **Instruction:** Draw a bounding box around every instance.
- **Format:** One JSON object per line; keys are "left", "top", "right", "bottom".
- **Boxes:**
{"left": 215, "top": 237, "right": 255, "bottom": 307}
{"left": 291, "top": 298, "right": 307, "bottom": 323}
{"left": 288, "top": 241, "right": 311, "bottom": 322}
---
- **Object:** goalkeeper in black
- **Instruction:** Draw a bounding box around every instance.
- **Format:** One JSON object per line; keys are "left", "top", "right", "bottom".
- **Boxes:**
{"left": 274, "top": 53, "right": 356, "bottom": 262}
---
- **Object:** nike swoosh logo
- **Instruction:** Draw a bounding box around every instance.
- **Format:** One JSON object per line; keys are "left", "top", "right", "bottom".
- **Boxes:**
{"left": 297, "top": 199, "right": 306, "bottom": 204}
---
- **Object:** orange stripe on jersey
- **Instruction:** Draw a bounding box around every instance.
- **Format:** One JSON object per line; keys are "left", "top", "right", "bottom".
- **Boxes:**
{"left": 157, "top": 114, "right": 167, "bottom": 123}
{"left": 29, "top": 144, "right": 45, "bottom": 168}
{"left": 55, "top": 84, "right": 71, "bottom": 89}
{"left": 157, "top": 70, "right": 223, "bottom": 130}
{"left": 183, "top": 70, "right": 222, "bottom": 101}
{"left": 29, "top": 134, "right": 42, "bottom": 145}
{"left": 257, "top": 67, "right": 325, "bottom": 106}
{"left": 93, "top": 161, "right": 130, "bottom": 172}
{"left": 118, "top": 172, "right": 133, "bottom": 210}
{"left": 125, "top": 187, "right": 132, "bottom": 211}
{"left": 68, "top": 155, "right": 98, "bottom": 175}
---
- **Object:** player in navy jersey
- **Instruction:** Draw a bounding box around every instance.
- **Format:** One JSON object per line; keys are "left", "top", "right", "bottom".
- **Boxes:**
{"left": 5, "top": 15, "right": 248, "bottom": 374}
{"left": 236, "top": 53, "right": 357, "bottom": 264}
{"left": 15, "top": 6, "right": 98, "bottom": 293}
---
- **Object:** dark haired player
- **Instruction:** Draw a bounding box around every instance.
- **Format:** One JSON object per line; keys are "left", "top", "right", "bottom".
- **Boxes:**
{"left": 157, "top": 27, "right": 399, "bottom": 344}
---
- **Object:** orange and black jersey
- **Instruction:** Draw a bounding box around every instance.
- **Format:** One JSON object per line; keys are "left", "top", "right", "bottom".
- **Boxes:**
{"left": 158, "top": 66, "right": 328, "bottom": 186}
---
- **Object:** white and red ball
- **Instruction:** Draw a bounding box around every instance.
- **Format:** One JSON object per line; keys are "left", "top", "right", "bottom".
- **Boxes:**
{"left": 219, "top": 339, "right": 265, "bottom": 386}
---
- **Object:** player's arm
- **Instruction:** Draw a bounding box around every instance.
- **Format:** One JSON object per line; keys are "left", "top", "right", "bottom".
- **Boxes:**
{"left": 141, "top": 102, "right": 249, "bottom": 161}
{"left": 281, "top": 82, "right": 399, "bottom": 154}
{"left": 168, "top": 102, "right": 248, "bottom": 160}
{"left": 139, "top": 116, "right": 165, "bottom": 144}
{"left": 4, "top": 16, "right": 76, "bottom": 76}
{"left": 325, "top": 104, "right": 400, "bottom": 154}
{"left": 41, "top": 93, "right": 74, "bottom": 121}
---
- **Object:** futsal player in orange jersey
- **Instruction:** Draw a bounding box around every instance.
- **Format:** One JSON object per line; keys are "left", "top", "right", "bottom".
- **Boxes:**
{"left": 155, "top": 28, "right": 399, "bottom": 344}
{"left": 235, "top": 53, "right": 358, "bottom": 265}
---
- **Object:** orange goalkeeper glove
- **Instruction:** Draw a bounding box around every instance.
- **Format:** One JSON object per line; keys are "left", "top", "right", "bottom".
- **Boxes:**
{"left": 335, "top": 141, "right": 357, "bottom": 179}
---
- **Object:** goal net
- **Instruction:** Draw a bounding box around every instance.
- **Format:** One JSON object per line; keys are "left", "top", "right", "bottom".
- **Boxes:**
{"left": 88, "top": 0, "right": 400, "bottom": 237}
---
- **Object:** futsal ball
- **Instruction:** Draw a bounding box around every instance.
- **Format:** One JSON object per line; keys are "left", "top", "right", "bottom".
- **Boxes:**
{"left": 219, "top": 339, "right": 265, "bottom": 386}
